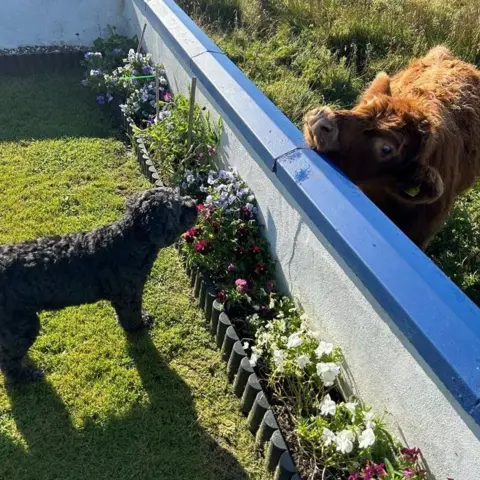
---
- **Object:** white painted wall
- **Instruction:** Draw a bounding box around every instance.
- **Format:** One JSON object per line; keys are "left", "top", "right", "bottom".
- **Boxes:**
{"left": 125, "top": 2, "right": 480, "bottom": 478}
{"left": 0, "top": 0, "right": 128, "bottom": 49}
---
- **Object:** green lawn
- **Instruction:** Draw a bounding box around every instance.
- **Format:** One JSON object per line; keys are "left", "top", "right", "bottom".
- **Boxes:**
{"left": 0, "top": 71, "right": 267, "bottom": 480}
{"left": 179, "top": 0, "right": 480, "bottom": 306}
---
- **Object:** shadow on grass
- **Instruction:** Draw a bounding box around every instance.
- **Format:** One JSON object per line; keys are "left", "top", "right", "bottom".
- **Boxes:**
{"left": 1, "top": 332, "right": 249, "bottom": 480}
{"left": 0, "top": 69, "right": 120, "bottom": 142}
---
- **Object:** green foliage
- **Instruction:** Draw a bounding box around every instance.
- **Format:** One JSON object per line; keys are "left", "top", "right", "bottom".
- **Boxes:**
{"left": 0, "top": 72, "right": 267, "bottom": 480}
{"left": 138, "top": 94, "right": 222, "bottom": 184}
{"left": 91, "top": 25, "right": 138, "bottom": 71}
{"left": 428, "top": 184, "right": 480, "bottom": 305}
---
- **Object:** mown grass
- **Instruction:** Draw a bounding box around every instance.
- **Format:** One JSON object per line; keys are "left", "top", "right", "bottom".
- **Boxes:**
{"left": 179, "top": 0, "right": 480, "bottom": 306}
{"left": 0, "top": 71, "right": 267, "bottom": 479}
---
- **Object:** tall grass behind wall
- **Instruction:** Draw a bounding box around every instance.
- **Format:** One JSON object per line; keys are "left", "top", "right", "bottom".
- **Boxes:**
{"left": 180, "top": 0, "right": 480, "bottom": 123}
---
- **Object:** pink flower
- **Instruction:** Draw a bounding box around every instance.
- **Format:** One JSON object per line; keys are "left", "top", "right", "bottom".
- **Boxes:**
{"left": 182, "top": 231, "right": 194, "bottom": 243}
{"left": 366, "top": 462, "right": 386, "bottom": 479}
{"left": 208, "top": 145, "right": 216, "bottom": 155}
{"left": 402, "top": 468, "right": 425, "bottom": 479}
{"left": 194, "top": 240, "right": 210, "bottom": 254}
{"left": 254, "top": 262, "right": 266, "bottom": 275}
{"left": 197, "top": 204, "right": 206, "bottom": 212}
{"left": 355, "top": 461, "right": 387, "bottom": 480}
{"left": 164, "top": 91, "right": 172, "bottom": 101}
{"left": 236, "top": 226, "right": 249, "bottom": 238}
{"left": 217, "top": 290, "right": 226, "bottom": 303}
{"left": 182, "top": 227, "right": 201, "bottom": 243}
{"left": 251, "top": 245, "right": 261, "bottom": 254}
{"left": 235, "top": 278, "right": 248, "bottom": 294}
{"left": 401, "top": 447, "right": 421, "bottom": 462}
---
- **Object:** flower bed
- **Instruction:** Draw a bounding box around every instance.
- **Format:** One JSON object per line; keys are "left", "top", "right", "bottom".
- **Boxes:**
{"left": 80, "top": 31, "right": 441, "bottom": 480}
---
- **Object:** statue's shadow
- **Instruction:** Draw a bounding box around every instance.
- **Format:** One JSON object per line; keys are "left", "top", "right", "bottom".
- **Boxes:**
{"left": 0, "top": 333, "right": 250, "bottom": 480}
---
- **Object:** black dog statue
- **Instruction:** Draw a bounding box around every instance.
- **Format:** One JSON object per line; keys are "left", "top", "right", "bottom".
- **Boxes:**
{"left": 0, "top": 187, "right": 197, "bottom": 382}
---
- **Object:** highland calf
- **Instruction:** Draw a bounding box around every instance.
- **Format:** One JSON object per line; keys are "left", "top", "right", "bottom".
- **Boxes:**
{"left": 303, "top": 46, "right": 480, "bottom": 249}
{"left": 0, "top": 188, "right": 197, "bottom": 383}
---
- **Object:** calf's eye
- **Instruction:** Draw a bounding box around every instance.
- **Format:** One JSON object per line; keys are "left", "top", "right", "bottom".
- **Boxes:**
{"left": 381, "top": 144, "right": 392, "bottom": 155}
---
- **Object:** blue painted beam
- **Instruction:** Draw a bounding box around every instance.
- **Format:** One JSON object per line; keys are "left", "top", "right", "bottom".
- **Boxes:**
{"left": 276, "top": 148, "right": 480, "bottom": 421}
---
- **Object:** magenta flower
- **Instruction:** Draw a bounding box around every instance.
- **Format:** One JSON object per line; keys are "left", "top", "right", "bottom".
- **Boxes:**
{"left": 235, "top": 278, "right": 248, "bottom": 294}
{"left": 401, "top": 447, "right": 421, "bottom": 462}
{"left": 208, "top": 145, "right": 216, "bottom": 155}
{"left": 254, "top": 262, "right": 266, "bottom": 275}
{"left": 183, "top": 227, "right": 201, "bottom": 243}
{"left": 194, "top": 239, "right": 210, "bottom": 254}
{"left": 164, "top": 91, "right": 172, "bottom": 101}
{"left": 251, "top": 245, "right": 261, "bottom": 254}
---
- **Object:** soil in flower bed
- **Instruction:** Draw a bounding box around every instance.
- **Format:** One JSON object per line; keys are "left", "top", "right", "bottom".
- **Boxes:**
{"left": 0, "top": 72, "right": 269, "bottom": 479}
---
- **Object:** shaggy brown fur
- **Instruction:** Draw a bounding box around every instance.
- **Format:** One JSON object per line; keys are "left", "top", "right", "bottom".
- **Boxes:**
{"left": 303, "top": 46, "right": 480, "bottom": 249}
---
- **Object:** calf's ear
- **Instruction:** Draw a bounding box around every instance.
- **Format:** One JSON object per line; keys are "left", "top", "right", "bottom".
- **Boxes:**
{"left": 360, "top": 72, "right": 391, "bottom": 102}
{"left": 391, "top": 163, "right": 444, "bottom": 204}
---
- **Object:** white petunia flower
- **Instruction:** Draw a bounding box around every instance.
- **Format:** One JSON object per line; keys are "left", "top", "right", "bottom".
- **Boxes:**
{"left": 316, "top": 362, "right": 341, "bottom": 386}
{"left": 345, "top": 401, "right": 358, "bottom": 421}
{"left": 318, "top": 394, "right": 336, "bottom": 416}
{"left": 249, "top": 353, "right": 259, "bottom": 367}
{"left": 272, "top": 349, "right": 286, "bottom": 371}
{"left": 322, "top": 428, "right": 336, "bottom": 446}
{"left": 286, "top": 332, "right": 303, "bottom": 349}
{"left": 335, "top": 430, "right": 355, "bottom": 454}
{"left": 242, "top": 341, "right": 250, "bottom": 350}
{"left": 358, "top": 427, "right": 376, "bottom": 449}
{"left": 315, "top": 341, "right": 334, "bottom": 359}
{"left": 296, "top": 354, "right": 311, "bottom": 369}
{"left": 363, "top": 411, "right": 375, "bottom": 429}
